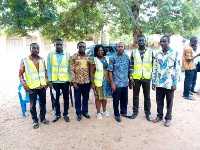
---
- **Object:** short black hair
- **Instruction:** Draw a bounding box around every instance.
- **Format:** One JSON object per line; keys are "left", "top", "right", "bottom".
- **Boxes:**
{"left": 77, "top": 42, "right": 86, "bottom": 47}
{"left": 30, "top": 43, "right": 38, "bottom": 51}
{"left": 137, "top": 35, "right": 146, "bottom": 39}
{"left": 55, "top": 39, "right": 63, "bottom": 42}
{"left": 116, "top": 42, "right": 125, "bottom": 47}
{"left": 94, "top": 45, "right": 107, "bottom": 57}
{"left": 190, "top": 36, "right": 198, "bottom": 42}
{"left": 162, "top": 35, "right": 170, "bottom": 42}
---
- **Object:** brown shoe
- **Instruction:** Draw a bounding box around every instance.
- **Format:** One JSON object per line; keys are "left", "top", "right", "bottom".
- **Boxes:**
{"left": 153, "top": 117, "right": 162, "bottom": 123}
{"left": 164, "top": 120, "right": 171, "bottom": 127}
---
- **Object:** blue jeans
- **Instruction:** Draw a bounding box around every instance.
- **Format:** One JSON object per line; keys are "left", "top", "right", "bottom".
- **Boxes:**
{"left": 113, "top": 86, "right": 128, "bottom": 117}
{"left": 191, "top": 68, "right": 197, "bottom": 92}
{"left": 29, "top": 87, "right": 46, "bottom": 122}
{"left": 74, "top": 83, "right": 90, "bottom": 115}
{"left": 183, "top": 70, "right": 194, "bottom": 97}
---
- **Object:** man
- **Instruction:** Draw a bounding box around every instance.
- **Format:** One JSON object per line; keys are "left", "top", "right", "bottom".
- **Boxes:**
{"left": 182, "top": 37, "right": 200, "bottom": 100}
{"left": 152, "top": 36, "right": 181, "bottom": 127}
{"left": 129, "top": 35, "right": 153, "bottom": 121}
{"left": 19, "top": 43, "right": 49, "bottom": 129}
{"left": 70, "top": 42, "right": 91, "bottom": 121}
{"left": 47, "top": 39, "right": 71, "bottom": 123}
{"left": 108, "top": 42, "right": 130, "bottom": 122}
{"left": 189, "top": 37, "right": 200, "bottom": 94}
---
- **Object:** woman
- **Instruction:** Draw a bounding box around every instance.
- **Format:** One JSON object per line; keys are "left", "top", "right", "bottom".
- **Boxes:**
{"left": 90, "top": 45, "right": 112, "bottom": 119}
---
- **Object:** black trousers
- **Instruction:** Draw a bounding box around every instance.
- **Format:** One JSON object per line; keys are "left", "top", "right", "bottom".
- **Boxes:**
{"left": 53, "top": 82, "right": 69, "bottom": 116}
{"left": 156, "top": 87, "right": 174, "bottom": 120}
{"left": 29, "top": 87, "right": 46, "bottom": 122}
{"left": 74, "top": 83, "right": 90, "bottom": 115}
{"left": 133, "top": 79, "right": 151, "bottom": 115}
{"left": 191, "top": 68, "right": 197, "bottom": 92}
{"left": 113, "top": 86, "right": 128, "bottom": 117}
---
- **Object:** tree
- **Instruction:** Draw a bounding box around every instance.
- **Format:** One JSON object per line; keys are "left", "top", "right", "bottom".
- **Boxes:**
{"left": 0, "top": 0, "right": 200, "bottom": 45}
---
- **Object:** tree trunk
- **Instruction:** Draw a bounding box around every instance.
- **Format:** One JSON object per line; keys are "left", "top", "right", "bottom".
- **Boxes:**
{"left": 131, "top": 1, "right": 142, "bottom": 48}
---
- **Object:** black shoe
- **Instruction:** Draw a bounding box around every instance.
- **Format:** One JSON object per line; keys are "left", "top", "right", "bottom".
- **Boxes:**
{"left": 52, "top": 115, "right": 60, "bottom": 122}
{"left": 121, "top": 114, "right": 131, "bottom": 118}
{"left": 191, "top": 90, "right": 198, "bottom": 93}
{"left": 185, "top": 96, "right": 195, "bottom": 100}
{"left": 146, "top": 114, "right": 152, "bottom": 121}
{"left": 77, "top": 115, "right": 82, "bottom": 121}
{"left": 130, "top": 113, "right": 138, "bottom": 119}
{"left": 64, "top": 115, "right": 70, "bottom": 122}
{"left": 189, "top": 91, "right": 193, "bottom": 95}
{"left": 115, "top": 116, "right": 122, "bottom": 122}
{"left": 41, "top": 119, "right": 49, "bottom": 124}
{"left": 83, "top": 113, "right": 90, "bottom": 119}
{"left": 33, "top": 121, "right": 39, "bottom": 129}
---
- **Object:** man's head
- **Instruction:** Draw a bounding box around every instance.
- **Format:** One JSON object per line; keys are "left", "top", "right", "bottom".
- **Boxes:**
{"left": 116, "top": 42, "right": 125, "bottom": 55}
{"left": 137, "top": 35, "right": 146, "bottom": 48}
{"left": 77, "top": 42, "right": 86, "bottom": 54}
{"left": 190, "top": 37, "right": 198, "bottom": 51}
{"left": 30, "top": 43, "right": 39, "bottom": 56}
{"left": 55, "top": 39, "right": 63, "bottom": 51}
{"left": 160, "top": 35, "right": 170, "bottom": 50}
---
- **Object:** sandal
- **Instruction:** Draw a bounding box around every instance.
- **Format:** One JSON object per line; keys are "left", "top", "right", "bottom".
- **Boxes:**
{"left": 33, "top": 122, "right": 39, "bottom": 129}
{"left": 41, "top": 119, "right": 49, "bottom": 124}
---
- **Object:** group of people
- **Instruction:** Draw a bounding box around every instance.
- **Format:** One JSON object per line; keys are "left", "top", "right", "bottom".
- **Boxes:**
{"left": 19, "top": 35, "right": 199, "bottom": 129}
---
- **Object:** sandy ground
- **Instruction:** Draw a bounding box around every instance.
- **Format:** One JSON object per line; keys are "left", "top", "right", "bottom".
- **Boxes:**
{"left": 0, "top": 52, "right": 200, "bottom": 150}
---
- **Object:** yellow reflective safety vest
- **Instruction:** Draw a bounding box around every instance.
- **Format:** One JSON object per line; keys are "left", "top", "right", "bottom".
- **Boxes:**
{"left": 94, "top": 56, "right": 109, "bottom": 87}
{"left": 50, "top": 51, "right": 70, "bottom": 82}
{"left": 132, "top": 48, "right": 153, "bottom": 79}
{"left": 24, "top": 57, "right": 46, "bottom": 89}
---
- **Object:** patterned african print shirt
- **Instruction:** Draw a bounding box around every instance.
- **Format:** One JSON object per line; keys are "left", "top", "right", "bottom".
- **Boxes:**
{"left": 152, "top": 48, "right": 181, "bottom": 89}
{"left": 70, "top": 53, "right": 91, "bottom": 84}
{"left": 107, "top": 53, "right": 129, "bottom": 87}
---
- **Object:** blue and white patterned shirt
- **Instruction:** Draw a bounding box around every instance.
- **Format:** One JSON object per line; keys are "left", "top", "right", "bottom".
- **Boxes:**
{"left": 152, "top": 48, "right": 181, "bottom": 89}
{"left": 107, "top": 54, "right": 129, "bottom": 87}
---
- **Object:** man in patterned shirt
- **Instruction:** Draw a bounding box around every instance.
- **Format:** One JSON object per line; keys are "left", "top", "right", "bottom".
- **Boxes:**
{"left": 70, "top": 42, "right": 91, "bottom": 121}
{"left": 108, "top": 42, "right": 130, "bottom": 122}
{"left": 152, "top": 35, "right": 181, "bottom": 127}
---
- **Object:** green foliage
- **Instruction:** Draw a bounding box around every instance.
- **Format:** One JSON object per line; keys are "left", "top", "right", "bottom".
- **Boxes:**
{"left": 0, "top": 0, "right": 200, "bottom": 43}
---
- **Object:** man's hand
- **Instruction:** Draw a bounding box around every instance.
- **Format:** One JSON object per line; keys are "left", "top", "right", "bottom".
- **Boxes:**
{"left": 73, "top": 83, "right": 78, "bottom": 90}
{"left": 152, "top": 84, "right": 156, "bottom": 91}
{"left": 186, "top": 58, "right": 193, "bottom": 62}
{"left": 171, "top": 86, "right": 176, "bottom": 92}
{"left": 24, "top": 86, "right": 33, "bottom": 94}
{"left": 91, "top": 83, "right": 95, "bottom": 91}
{"left": 111, "top": 83, "right": 116, "bottom": 92}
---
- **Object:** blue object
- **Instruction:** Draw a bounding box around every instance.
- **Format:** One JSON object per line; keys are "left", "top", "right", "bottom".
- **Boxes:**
{"left": 18, "top": 83, "right": 40, "bottom": 117}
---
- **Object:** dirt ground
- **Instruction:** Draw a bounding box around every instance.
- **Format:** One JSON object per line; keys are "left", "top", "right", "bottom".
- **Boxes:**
{"left": 0, "top": 53, "right": 200, "bottom": 150}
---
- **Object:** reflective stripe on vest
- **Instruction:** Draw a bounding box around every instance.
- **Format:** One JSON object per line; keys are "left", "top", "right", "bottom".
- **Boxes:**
{"left": 24, "top": 57, "right": 46, "bottom": 89}
{"left": 50, "top": 52, "right": 70, "bottom": 82}
{"left": 94, "top": 56, "right": 109, "bottom": 87}
{"left": 132, "top": 48, "right": 153, "bottom": 79}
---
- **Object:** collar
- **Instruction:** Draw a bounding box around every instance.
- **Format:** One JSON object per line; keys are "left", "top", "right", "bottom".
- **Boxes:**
{"left": 29, "top": 55, "right": 40, "bottom": 60}
{"left": 138, "top": 48, "right": 146, "bottom": 53}
{"left": 54, "top": 50, "right": 64, "bottom": 55}
{"left": 160, "top": 48, "right": 173, "bottom": 55}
